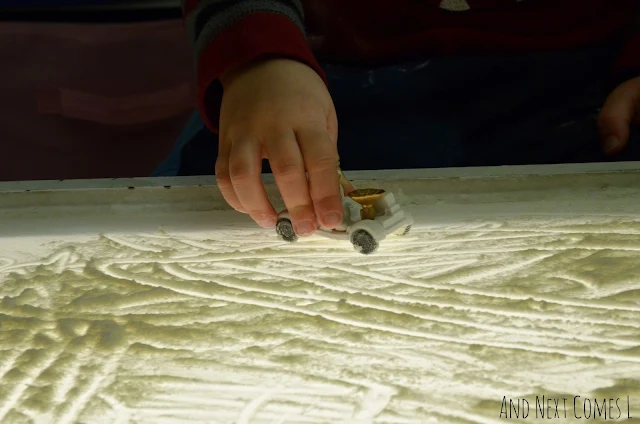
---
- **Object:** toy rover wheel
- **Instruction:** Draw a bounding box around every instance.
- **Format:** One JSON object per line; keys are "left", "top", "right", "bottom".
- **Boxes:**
{"left": 276, "top": 218, "right": 298, "bottom": 242}
{"left": 350, "top": 229, "right": 379, "bottom": 255}
{"left": 394, "top": 224, "right": 411, "bottom": 236}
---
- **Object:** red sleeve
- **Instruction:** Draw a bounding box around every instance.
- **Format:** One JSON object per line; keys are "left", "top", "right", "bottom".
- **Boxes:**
{"left": 613, "top": 31, "right": 640, "bottom": 86}
{"left": 193, "top": 12, "right": 326, "bottom": 133}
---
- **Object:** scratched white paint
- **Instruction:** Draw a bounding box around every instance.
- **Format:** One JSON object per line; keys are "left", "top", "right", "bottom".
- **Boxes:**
{"left": 1, "top": 172, "right": 640, "bottom": 423}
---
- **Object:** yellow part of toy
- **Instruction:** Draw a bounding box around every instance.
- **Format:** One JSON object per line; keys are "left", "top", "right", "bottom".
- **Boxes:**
{"left": 348, "top": 188, "right": 385, "bottom": 220}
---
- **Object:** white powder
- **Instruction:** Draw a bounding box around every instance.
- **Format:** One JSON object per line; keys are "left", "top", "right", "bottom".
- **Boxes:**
{"left": 1, "top": 211, "right": 640, "bottom": 423}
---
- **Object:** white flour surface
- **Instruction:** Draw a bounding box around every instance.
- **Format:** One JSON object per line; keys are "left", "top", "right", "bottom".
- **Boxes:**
{"left": 1, "top": 167, "right": 639, "bottom": 423}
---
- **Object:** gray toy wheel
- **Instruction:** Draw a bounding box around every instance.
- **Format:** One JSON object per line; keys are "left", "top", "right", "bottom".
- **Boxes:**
{"left": 276, "top": 218, "right": 298, "bottom": 242}
{"left": 401, "top": 225, "right": 412, "bottom": 235}
{"left": 350, "top": 229, "right": 379, "bottom": 255}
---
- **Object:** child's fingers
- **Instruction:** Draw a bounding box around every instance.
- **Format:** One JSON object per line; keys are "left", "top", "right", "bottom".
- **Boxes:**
{"left": 266, "top": 129, "right": 317, "bottom": 236}
{"left": 296, "top": 126, "right": 343, "bottom": 229}
{"left": 215, "top": 140, "right": 246, "bottom": 214}
{"left": 228, "top": 138, "right": 277, "bottom": 228}
{"left": 598, "top": 77, "right": 640, "bottom": 155}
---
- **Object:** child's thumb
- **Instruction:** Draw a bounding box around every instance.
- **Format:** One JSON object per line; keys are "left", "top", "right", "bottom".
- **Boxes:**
{"left": 598, "top": 77, "right": 640, "bottom": 155}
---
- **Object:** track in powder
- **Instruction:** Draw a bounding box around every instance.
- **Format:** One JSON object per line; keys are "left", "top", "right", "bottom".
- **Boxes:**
{"left": 1, "top": 211, "right": 640, "bottom": 423}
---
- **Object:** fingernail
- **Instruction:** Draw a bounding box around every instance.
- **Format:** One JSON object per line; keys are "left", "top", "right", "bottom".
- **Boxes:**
{"left": 605, "top": 136, "right": 620, "bottom": 153}
{"left": 254, "top": 214, "right": 276, "bottom": 228}
{"left": 257, "top": 218, "right": 276, "bottom": 228}
{"left": 324, "top": 212, "right": 342, "bottom": 227}
{"left": 295, "top": 221, "right": 315, "bottom": 236}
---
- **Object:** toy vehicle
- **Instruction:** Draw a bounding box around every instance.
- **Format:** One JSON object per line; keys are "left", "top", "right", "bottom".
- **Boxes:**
{"left": 275, "top": 170, "right": 413, "bottom": 254}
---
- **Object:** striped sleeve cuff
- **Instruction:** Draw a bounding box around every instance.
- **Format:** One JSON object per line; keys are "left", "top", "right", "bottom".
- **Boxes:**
{"left": 181, "top": 0, "right": 326, "bottom": 132}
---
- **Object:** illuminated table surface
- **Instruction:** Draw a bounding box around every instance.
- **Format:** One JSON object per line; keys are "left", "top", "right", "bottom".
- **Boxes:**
{"left": 1, "top": 163, "right": 640, "bottom": 423}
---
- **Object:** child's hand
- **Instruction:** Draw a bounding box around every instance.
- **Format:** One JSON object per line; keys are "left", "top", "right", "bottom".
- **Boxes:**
{"left": 599, "top": 76, "right": 640, "bottom": 155}
{"left": 216, "top": 59, "right": 343, "bottom": 236}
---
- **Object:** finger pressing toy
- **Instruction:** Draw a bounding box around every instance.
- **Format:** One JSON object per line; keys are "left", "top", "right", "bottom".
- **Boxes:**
{"left": 275, "top": 168, "right": 413, "bottom": 254}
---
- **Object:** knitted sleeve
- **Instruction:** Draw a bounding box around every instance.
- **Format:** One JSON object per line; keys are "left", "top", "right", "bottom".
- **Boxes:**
{"left": 181, "top": 0, "right": 326, "bottom": 132}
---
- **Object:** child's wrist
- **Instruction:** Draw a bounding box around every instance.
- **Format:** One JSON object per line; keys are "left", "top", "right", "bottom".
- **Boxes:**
{"left": 220, "top": 58, "right": 313, "bottom": 88}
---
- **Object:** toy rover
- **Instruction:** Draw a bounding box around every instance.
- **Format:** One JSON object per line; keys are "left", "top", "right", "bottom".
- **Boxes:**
{"left": 275, "top": 168, "right": 413, "bottom": 254}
